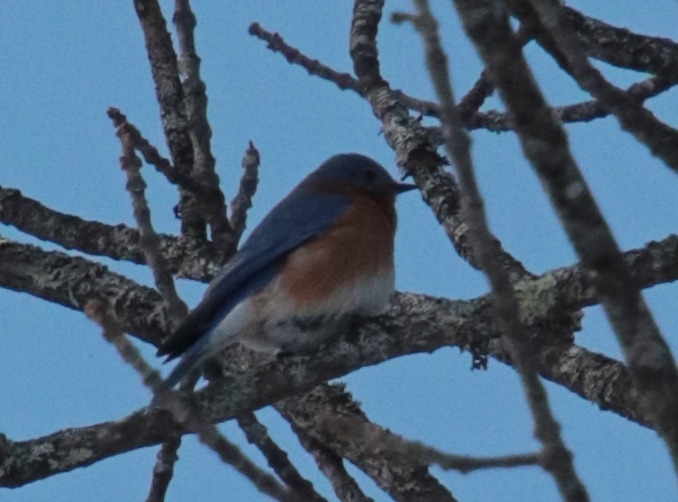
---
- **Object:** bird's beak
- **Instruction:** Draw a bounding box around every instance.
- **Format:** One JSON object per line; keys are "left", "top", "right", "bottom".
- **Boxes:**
{"left": 393, "top": 182, "right": 418, "bottom": 194}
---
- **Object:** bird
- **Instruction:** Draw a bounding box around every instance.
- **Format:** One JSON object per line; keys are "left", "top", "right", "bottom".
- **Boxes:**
{"left": 158, "top": 153, "right": 416, "bottom": 388}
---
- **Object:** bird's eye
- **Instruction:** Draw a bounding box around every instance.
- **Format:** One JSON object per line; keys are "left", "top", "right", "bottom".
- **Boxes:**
{"left": 364, "top": 170, "right": 377, "bottom": 182}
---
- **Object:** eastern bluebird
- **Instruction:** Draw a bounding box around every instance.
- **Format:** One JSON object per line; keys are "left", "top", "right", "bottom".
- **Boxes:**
{"left": 158, "top": 153, "right": 416, "bottom": 388}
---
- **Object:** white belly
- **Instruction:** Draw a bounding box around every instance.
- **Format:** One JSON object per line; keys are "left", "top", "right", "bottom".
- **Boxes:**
{"left": 244, "top": 268, "right": 395, "bottom": 353}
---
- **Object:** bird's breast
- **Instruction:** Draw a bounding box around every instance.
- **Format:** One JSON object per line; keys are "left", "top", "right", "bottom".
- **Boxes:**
{"left": 254, "top": 191, "right": 397, "bottom": 322}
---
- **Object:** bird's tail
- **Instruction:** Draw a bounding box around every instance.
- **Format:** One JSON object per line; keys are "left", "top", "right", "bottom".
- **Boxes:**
{"left": 163, "top": 342, "right": 208, "bottom": 389}
{"left": 162, "top": 301, "right": 252, "bottom": 389}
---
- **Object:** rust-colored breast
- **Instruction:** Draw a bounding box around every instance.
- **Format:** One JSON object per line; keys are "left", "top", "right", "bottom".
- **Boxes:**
{"left": 279, "top": 189, "right": 397, "bottom": 310}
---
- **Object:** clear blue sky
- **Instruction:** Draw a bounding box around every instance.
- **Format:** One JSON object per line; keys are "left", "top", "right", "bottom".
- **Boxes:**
{"left": 1, "top": 1, "right": 677, "bottom": 500}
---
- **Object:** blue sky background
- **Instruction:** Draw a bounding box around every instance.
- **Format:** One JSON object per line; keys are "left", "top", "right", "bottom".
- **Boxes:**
{"left": 1, "top": 1, "right": 677, "bottom": 500}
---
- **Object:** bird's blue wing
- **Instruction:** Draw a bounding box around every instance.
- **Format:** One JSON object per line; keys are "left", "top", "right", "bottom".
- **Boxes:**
{"left": 157, "top": 190, "right": 350, "bottom": 361}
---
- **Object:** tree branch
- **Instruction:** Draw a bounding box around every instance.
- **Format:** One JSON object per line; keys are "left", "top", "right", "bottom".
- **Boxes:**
{"left": 110, "top": 107, "right": 189, "bottom": 324}
{"left": 230, "top": 141, "right": 261, "bottom": 244}
{"left": 248, "top": 22, "right": 441, "bottom": 118}
{"left": 286, "top": 431, "right": 375, "bottom": 502}
{"left": 349, "top": 0, "right": 531, "bottom": 282}
{"left": 146, "top": 436, "right": 181, "bottom": 502}
{"left": 0, "top": 184, "right": 218, "bottom": 280}
{"left": 86, "top": 298, "right": 294, "bottom": 502}
{"left": 511, "top": 0, "right": 678, "bottom": 176}
{"left": 453, "top": 0, "right": 678, "bottom": 474}
{"left": 249, "top": 17, "right": 678, "bottom": 142}
{"left": 278, "top": 384, "right": 460, "bottom": 502}
{"left": 408, "top": 2, "right": 588, "bottom": 498}
{"left": 237, "top": 412, "right": 328, "bottom": 502}
{"left": 494, "top": 340, "right": 649, "bottom": 426}
{"left": 434, "top": 74, "right": 678, "bottom": 134}
{"left": 106, "top": 108, "right": 179, "bottom": 184}
{"left": 562, "top": 5, "right": 678, "bottom": 77}
{"left": 324, "top": 412, "right": 540, "bottom": 473}
{"left": 0, "top": 229, "right": 675, "bottom": 352}
{"left": 133, "top": 0, "right": 205, "bottom": 240}
{"left": 1, "top": 233, "right": 677, "bottom": 485}
{"left": 0, "top": 236, "right": 168, "bottom": 345}
{"left": 173, "top": 0, "right": 235, "bottom": 259}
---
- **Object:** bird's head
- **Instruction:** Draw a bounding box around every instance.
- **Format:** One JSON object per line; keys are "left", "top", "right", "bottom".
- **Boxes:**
{"left": 311, "top": 153, "right": 417, "bottom": 196}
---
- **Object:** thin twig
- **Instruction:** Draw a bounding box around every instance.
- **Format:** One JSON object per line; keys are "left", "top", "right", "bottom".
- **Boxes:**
{"left": 456, "top": 71, "right": 494, "bottom": 119}
{"left": 456, "top": 25, "right": 531, "bottom": 118}
{"left": 107, "top": 107, "right": 195, "bottom": 189}
{"left": 85, "top": 299, "right": 168, "bottom": 391}
{"left": 230, "top": 141, "right": 261, "bottom": 243}
{"left": 325, "top": 414, "right": 540, "bottom": 473}
{"left": 84, "top": 299, "right": 294, "bottom": 502}
{"left": 146, "top": 436, "right": 181, "bottom": 502}
{"left": 248, "top": 21, "right": 441, "bottom": 118}
{"left": 173, "top": 0, "right": 235, "bottom": 259}
{"left": 147, "top": 364, "right": 196, "bottom": 502}
{"left": 109, "top": 108, "right": 189, "bottom": 325}
{"left": 237, "top": 412, "right": 327, "bottom": 502}
{"left": 433, "top": 73, "right": 678, "bottom": 134}
{"left": 410, "top": 1, "right": 589, "bottom": 499}
{"left": 289, "top": 431, "right": 374, "bottom": 502}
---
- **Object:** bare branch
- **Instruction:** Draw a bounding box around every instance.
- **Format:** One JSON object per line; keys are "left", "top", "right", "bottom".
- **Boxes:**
{"left": 349, "top": 0, "right": 531, "bottom": 282}
{"left": 146, "top": 437, "right": 181, "bottom": 502}
{"left": 248, "top": 22, "right": 363, "bottom": 93}
{"left": 1, "top": 233, "right": 677, "bottom": 486}
{"left": 0, "top": 236, "right": 169, "bottom": 345}
{"left": 287, "top": 431, "right": 374, "bottom": 502}
{"left": 561, "top": 5, "right": 678, "bottom": 76}
{"left": 0, "top": 312, "right": 657, "bottom": 487}
{"left": 511, "top": 0, "right": 678, "bottom": 176}
{"left": 249, "top": 16, "right": 678, "bottom": 138}
{"left": 0, "top": 183, "right": 217, "bottom": 279}
{"left": 456, "top": 70, "right": 494, "bottom": 119}
{"left": 453, "top": 0, "right": 678, "bottom": 474}
{"left": 187, "top": 417, "right": 293, "bottom": 502}
{"left": 455, "top": 24, "right": 531, "bottom": 118}
{"left": 1, "top": 230, "right": 676, "bottom": 366}
{"left": 325, "top": 413, "right": 540, "bottom": 473}
{"left": 0, "top": 404, "right": 180, "bottom": 488}
{"left": 248, "top": 21, "right": 441, "bottom": 118}
{"left": 85, "top": 298, "right": 167, "bottom": 391}
{"left": 496, "top": 340, "right": 649, "bottom": 426}
{"left": 279, "top": 384, "right": 459, "bottom": 502}
{"left": 106, "top": 108, "right": 177, "bottom": 182}
{"left": 110, "top": 108, "right": 189, "bottom": 324}
{"left": 0, "top": 184, "right": 218, "bottom": 281}
{"left": 431, "top": 73, "right": 678, "bottom": 135}
{"left": 0, "top": 288, "right": 484, "bottom": 487}
{"left": 173, "top": 0, "right": 235, "bottom": 259}
{"left": 237, "top": 412, "right": 327, "bottom": 502}
{"left": 408, "top": 2, "right": 589, "bottom": 498}
{"left": 108, "top": 107, "right": 189, "bottom": 502}
{"left": 106, "top": 107, "right": 196, "bottom": 189}
{"left": 132, "top": 0, "right": 205, "bottom": 240}
{"left": 230, "top": 141, "right": 261, "bottom": 243}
